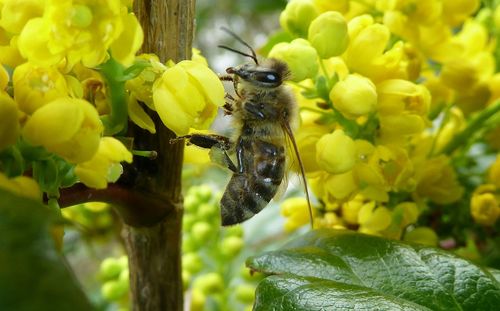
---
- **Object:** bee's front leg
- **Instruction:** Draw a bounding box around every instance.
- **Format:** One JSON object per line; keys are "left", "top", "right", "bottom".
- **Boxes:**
{"left": 223, "top": 93, "right": 236, "bottom": 115}
{"left": 170, "top": 134, "right": 237, "bottom": 172}
{"left": 219, "top": 73, "right": 241, "bottom": 99}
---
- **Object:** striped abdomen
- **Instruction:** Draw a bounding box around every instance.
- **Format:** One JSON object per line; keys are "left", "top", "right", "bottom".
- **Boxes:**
{"left": 220, "top": 138, "right": 285, "bottom": 226}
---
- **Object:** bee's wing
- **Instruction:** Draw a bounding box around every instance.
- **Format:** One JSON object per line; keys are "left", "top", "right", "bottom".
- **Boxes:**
{"left": 273, "top": 169, "right": 289, "bottom": 201}
{"left": 281, "top": 121, "right": 314, "bottom": 227}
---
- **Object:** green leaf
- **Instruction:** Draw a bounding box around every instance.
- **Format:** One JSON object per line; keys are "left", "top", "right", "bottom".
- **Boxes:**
{"left": 247, "top": 229, "right": 500, "bottom": 311}
{"left": 0, "top": 190, "right": 94, "bottom": 311}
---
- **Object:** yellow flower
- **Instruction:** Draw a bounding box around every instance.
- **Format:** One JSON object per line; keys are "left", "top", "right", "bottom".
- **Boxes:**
{"left": 18, "top": 17, "right": 64, "bottom": 66}
{"left": 0, "top": 172, "right": 41, "bottom": 201}
{"left": 434, "top": 107, "right": 465, "bottom": 153}
{"left": 352, "top": 140, "right": 391, "bottom": 202}
{"left": 470, "top": 184, "right": 500, "bottom": 226}
{"left": 414, "top": 155, "right": 463, "bottom": 204}
{"left": 22, "top": 97, "right": 103, "bottom": 163}
{"left": 313, "top": 0, "right": 349, "bottom": 13}
{"left": 0, "top": 91, "right": 20, "bottom": 151}
{"left": 341, "top": 194, "right": 364, "bottom": 225}
{"left": 192, "top": 48, "right": 209, "bottom": 66}
{"left": 295, "top": 114, "right": 333, "bottom": 173}
{"left": 0, "top": 0, "right": 45, "bottom": 34}
{"left": 75, "top": 137, "right": 132, "bottom": 189}
{"left": 376, "top": 79, "right": 430, "bottom": 144}
{"left": 316, "top": 129, "right": 356, "bottom": 174}
{"left": 268, "top": 39, "right": 319, "bottom": 82}
{"left": 281, "top": 197, "right": 313, "bottom": 232}
{"left": 358, "top": 201, "right": 392, "bottom": 235}
{"left": 442, "top": 0, "right": 480, "bottom": 27}
{"left": 279, "top": 0, "right": 319, "bottom": 37}
{"left": 13, "top": 62, "right": 69, "bottom": 115}
{"left": 127, "top": 94, "right": 155, "bottom": 134}
{"left": 378, "top": 0, "right": 442, "bottom": 25}
{"left": 330, "top": 74, "right": 377, "bottom": 119}
{"left": 308, "top": 11, "right": 349, "bottom": 59}
{"left": 314, "top": 212, "right": 345, "bottom": 229}
{"left": 310, "top": 170, "right": 357, "bottom": 203}
{"left": 109, "top": 9, "right": 143, "bottom": 66}
{"left": 344, "top": 16, "right": 390, "bottom": 75}
{"left": 17, "top": 0, "right": 140, "bottom": 68}
{"left": 0, "top": 30, "right": 24, "bottom": 67}
{"left": 126, "top": 54, "right": 167, "bottom": 108}
{"left": 153, "top": 60, "right": 224, "bottom": 136}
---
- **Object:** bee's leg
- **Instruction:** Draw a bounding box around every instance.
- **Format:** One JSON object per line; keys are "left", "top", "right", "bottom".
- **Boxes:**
{"left": 171, "top": 134, "right": 237, "bottom": 172}
{"left": 219, "top": 73, "right": 240, "bottom": 98}
{"left": 223, "top": 94, "right": 235, "bottom": 115}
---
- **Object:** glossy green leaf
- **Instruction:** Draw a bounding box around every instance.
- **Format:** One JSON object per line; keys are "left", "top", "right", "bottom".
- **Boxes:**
{"left": 247, "top": 229, "right": 500, "bottom": 311}
{"left": 0, "top": 190, "right": 94, "bottom": 311}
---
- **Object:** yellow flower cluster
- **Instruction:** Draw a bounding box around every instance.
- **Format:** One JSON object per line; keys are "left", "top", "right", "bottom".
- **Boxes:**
{"left": 126, "top": 53, "right": 225, "bottom": 136}
{"left": 0, "top": 1, "right": 224, "bottom": 196}
{"left": 2, "top": 0, "right": 144, "bottom": 68}
{"left": 0, "top": 0, "right": 144, "bottom": 194}
{"left": 276, "top": 0, "right": 500, "bottom": 241}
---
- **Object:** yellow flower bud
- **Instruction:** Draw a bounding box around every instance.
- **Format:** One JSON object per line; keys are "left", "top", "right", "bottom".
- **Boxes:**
{"left": 330, "top": 74, "right": 377, "bottom": 119}
{"left": 13, "top": 62, "right": 69, "bottom": 115}
{"left": 404, "top": 227, "right": 438, "bottom": 246}
{"left": 193, "top": 272, "right": 224, "bottom": 294}
{"left": 153, "top": 60, "right": 224, "bottom": 136}
{"left": 268, "top": 39, "right": 319, "bottom": 82}
{"left": 316, "top": 129, "right": 355, "bottom": 174}
{"left": 0, "top": 92, "right": 20, "bottom": 151}
{"left": 75, "top": 137, "right": 132, "bottom": 189}
{"left": 308, "top": 12, "right": 349, "bottom": 59}
{"left": 470, "top": 184, "right": 500, "bottom": 226}
{"left": 0, "top": 172, "right": 41, "bottom": 201}
{"left": 22, "top": 97, "right": 103, "bottom": 163}
{"left": 279, "top": 0, "right": 319, "bottom": 37}
{"left": 393, "top": 202, "right": 419, "bottom": 228}
{"left": 281, "top": 197, "right": 313, "bottom": 232}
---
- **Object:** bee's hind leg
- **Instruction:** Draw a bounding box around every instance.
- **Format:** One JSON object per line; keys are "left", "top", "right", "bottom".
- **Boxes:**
{"left": 170, "top": 134, "right": 237, "bottom": 172}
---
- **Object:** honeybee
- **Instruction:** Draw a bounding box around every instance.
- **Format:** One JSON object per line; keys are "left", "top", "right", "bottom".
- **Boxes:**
{"left": 174, "top": 28, "right": 312, "bottom": 226}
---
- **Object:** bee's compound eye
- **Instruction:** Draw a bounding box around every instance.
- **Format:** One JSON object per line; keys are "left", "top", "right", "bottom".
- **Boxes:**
{"left": 254, "top": 71, "right": 280, "bottom": 85}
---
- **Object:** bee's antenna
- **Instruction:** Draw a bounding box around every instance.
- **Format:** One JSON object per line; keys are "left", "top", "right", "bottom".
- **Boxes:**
{"left": 218, "top": 45, "right": 259, "bottom": 64}
{"left": 219, "top": 26, "right": 259, "bottom": 65}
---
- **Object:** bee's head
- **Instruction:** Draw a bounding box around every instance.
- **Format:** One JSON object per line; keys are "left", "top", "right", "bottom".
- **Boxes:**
{"left": 226, "top": 59, "right": 290, "bottom": 88}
